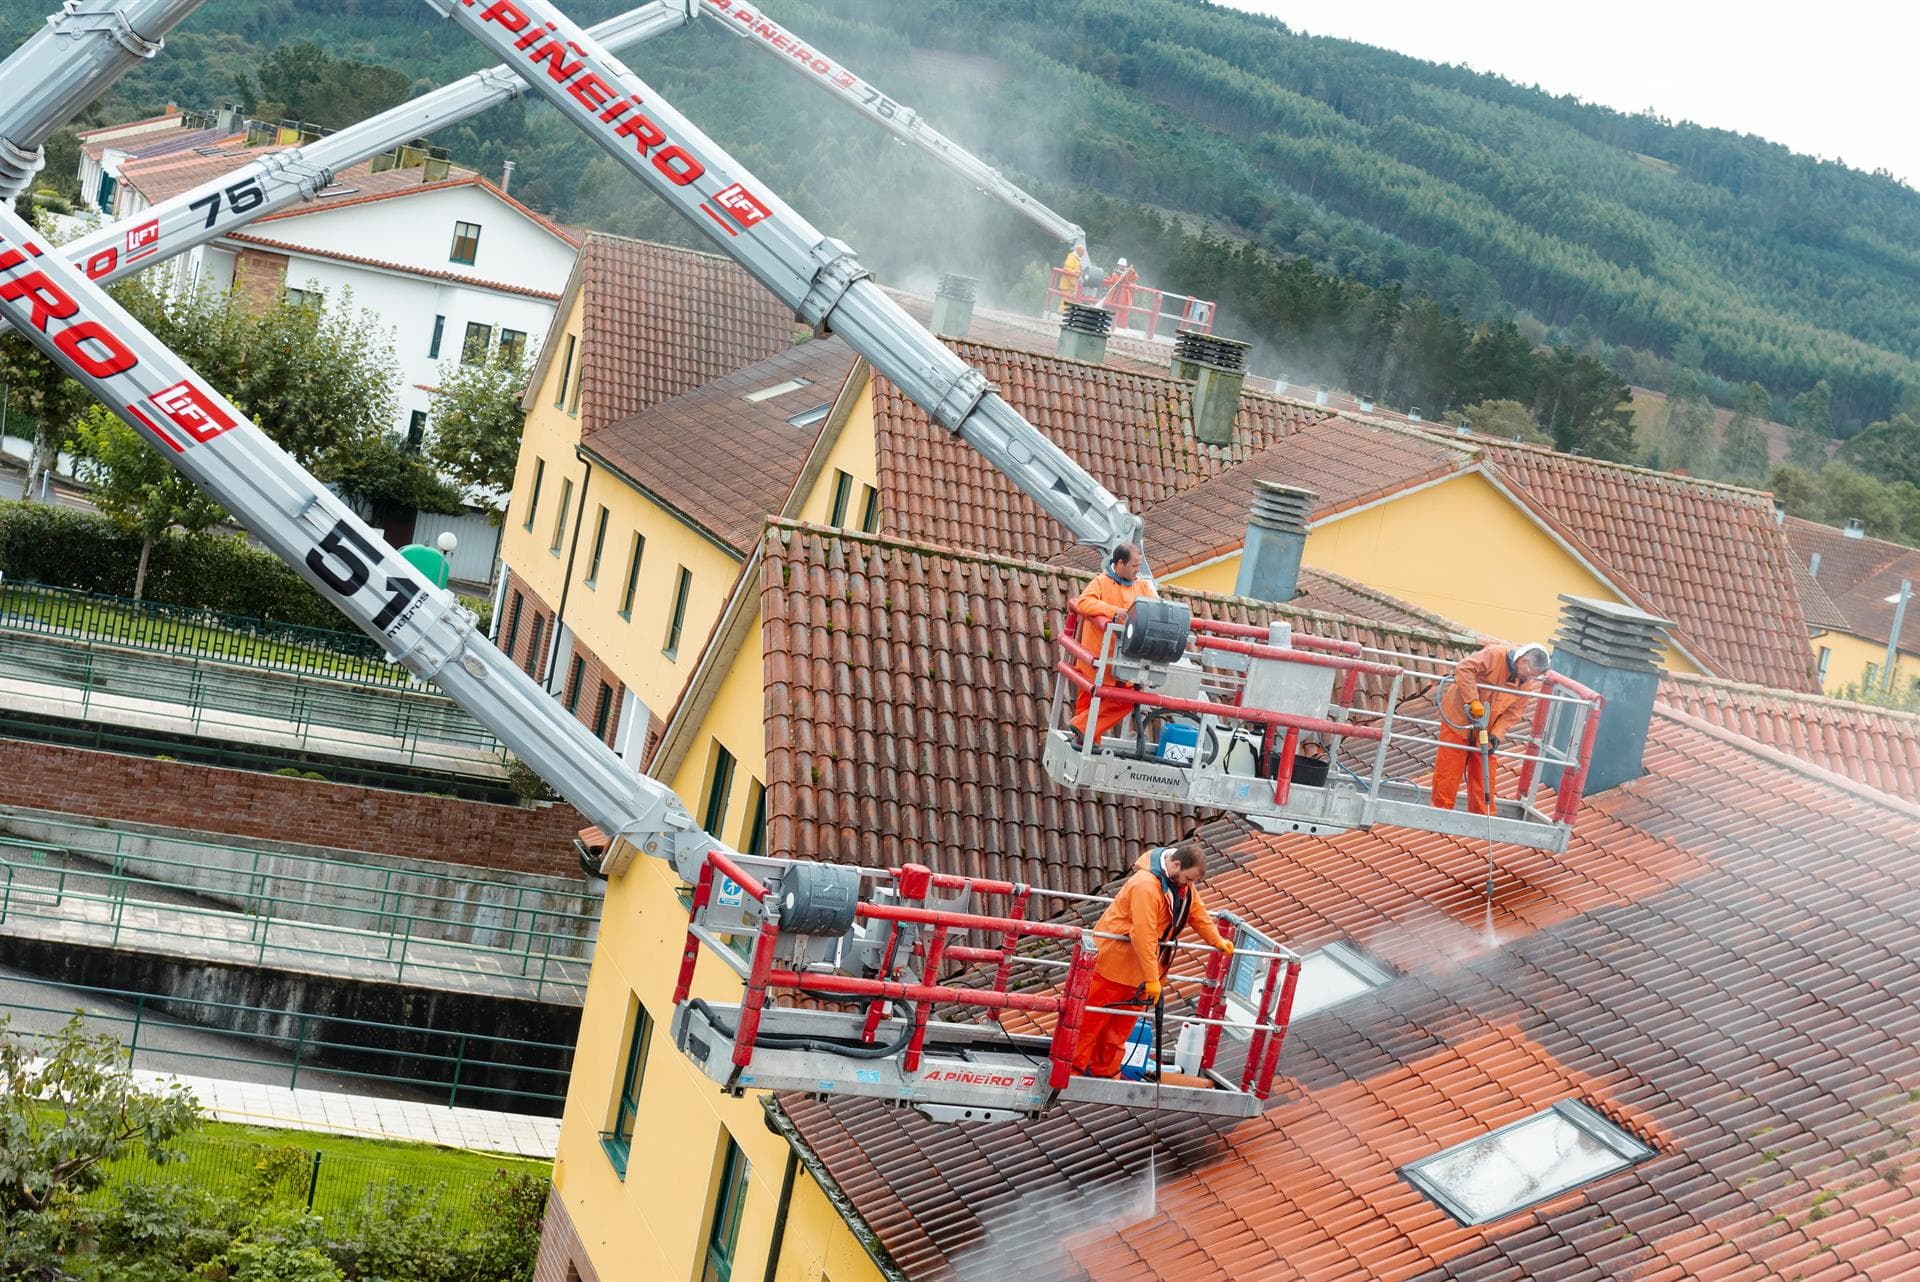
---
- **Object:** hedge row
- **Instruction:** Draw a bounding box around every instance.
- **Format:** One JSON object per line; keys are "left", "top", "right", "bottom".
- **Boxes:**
{"left": 0, "top": 500, "right": 352, "bottom": 631}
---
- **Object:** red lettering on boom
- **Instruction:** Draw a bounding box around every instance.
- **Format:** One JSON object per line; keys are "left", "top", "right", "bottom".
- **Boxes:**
{"left": 0, "top": 271, "right": 78, "bottom": 333}
{"left": 57, "top": 321, "right": 135, "bottom": 377}
{"left": 477, "top": 0, "right": 528, "bottom": 32}
{"left": 529, "top": 38, "right": 584, "bottom": 82}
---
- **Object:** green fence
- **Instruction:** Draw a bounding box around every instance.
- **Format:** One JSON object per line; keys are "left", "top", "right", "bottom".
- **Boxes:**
{"left": 0, "top": 627, "right": 508, "bottom": 776}
{"left": 0, "top": 973, "right": 573, "bottom": 1113}
{"left": 0, "top": 578, "right": 403, "bottom": 686}
{"left": 89, "top": 1133, "right": 550, "bottom": 1236}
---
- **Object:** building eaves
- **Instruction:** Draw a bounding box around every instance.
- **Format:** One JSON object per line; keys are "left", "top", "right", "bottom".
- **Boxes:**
{"left": 218, "top": 233, "right": 562, "bottom": 300}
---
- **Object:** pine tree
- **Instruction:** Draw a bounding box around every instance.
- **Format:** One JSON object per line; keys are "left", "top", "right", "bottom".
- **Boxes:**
{"left": 1718, "top": 381, "right": 1772, "bottom": 480}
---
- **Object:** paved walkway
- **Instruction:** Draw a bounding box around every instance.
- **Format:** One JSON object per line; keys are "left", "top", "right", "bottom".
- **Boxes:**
{"left": 127, "top": 1068, "right": 560, "bottom": 1159}
{"left": 1, "top": 864, "right": 586, "bottom": 1005}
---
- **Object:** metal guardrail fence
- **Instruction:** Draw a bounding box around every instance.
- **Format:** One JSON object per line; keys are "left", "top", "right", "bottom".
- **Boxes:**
{"left": 0, "top": 629, "right": 508, "bottom": 775}
{"left": 0, "top": 973, "right": 573, "bottom": 1112}
{"left": 0, "top": 579, "right": 401, "bottom": 686}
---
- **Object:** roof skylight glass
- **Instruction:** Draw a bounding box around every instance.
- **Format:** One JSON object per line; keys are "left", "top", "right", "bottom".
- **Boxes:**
{"left": 1224, "top": 937, "right": 1392, "bottom": 1027}
{"left": 743, "top": 377, "right": 811, "bottom": 404}
{"left": 1402, "top": 1100, "right": 1652, "bottom": 1225}
{"left": 787, "top": 402, "right": 832, "bottom": 429}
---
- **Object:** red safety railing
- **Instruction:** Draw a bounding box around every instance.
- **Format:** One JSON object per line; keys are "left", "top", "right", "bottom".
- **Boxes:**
{"left": 1043, "top": 266, "right": 1217, "bottom": 340}
{"left": 673, "top": 853, "right": 1301, "bottom": 1101}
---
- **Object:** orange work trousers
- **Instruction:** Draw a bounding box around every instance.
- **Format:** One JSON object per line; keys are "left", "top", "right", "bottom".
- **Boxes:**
{"left": 1072, "top": 972, "right": 1152, "bottom": 1078}
{"left": 1072, "top": 684, "right": 1134, "bottom": 744}
{"left": 1430, "top": 724, "right": 1499, "bottom": 813}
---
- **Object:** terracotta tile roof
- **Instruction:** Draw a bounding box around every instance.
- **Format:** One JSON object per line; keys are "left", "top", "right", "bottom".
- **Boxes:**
{"left": 778, "top": 709, "right": 1920, "bottom": 1281}
{"left": 1792, "top": 552, "right": 1854, "bottom": 632}
{"left": 220, "top": 233, "right": 562, "bottom": 301}
{"left": 114, "top": 141, "right": 279, "bottom": 202}
{"left": 572, "top": 233, "right": 797, "bottom": 437}
{"left": 584, "top": 339, "right": 860, "bottom": 555}
{"left": 77, "top": 111, "right": 183, "bottom": 140}
{"left": 1480, "top": 442, "right": 1820, "bottom": 692}
{"left": 1658, "top": 671, "right": 1920, "bottom": 802}
{"left": 884, "top": 289, "right": 1173, "bottom": 377}
{"left": 870, "top": 342, "right": 1339, "bottom": 566}
{"left": 1292, "top": 568, "right": 1475, "bottom": 637}
{"left": 758, "top": 520, "right": 1478, "bottom": 896}
{"left": 1786, "top": 516, "right": 1920, "bottom": 652}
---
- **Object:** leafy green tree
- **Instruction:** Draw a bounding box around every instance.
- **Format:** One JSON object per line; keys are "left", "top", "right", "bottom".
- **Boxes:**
{"left": 1719, "top": 381, "right": 1774, "bottom": 480}
{"left": 1662, "top": 367, "right": 1715, "bottom": 474}
{"left": 1836, "top": 412, "right": 1920, "bottom": 487}
{"left": 1789, "top": 379, "right": 1835, "bottom": 468}
{"left": 329, "top": 432, "right": 466, "bottom": 525}
{"left": 1533, "top": 346, "right": 1636, "bottom": 461}
{"left": 426, "top": 348, "right": 534, "bottom": 522}
{"left": 0, "top": 1015, "right": 200, "bottom": 1275}
{"left": 71, "top": 404, "right": 230, "bottom": 600}
{"left": 239, "top": 41, "right": 409, "bottom": 130}
{"left": 1459, "top": 398, "right": 1548, "bottom": 443}
{"left": 1460, "top": 321, "right": 1537, "bottom": 405}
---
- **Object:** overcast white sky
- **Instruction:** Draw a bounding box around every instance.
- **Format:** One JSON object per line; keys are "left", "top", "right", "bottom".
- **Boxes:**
{"left": 1217, "top": 1, "right": 1920, "bottom": 186}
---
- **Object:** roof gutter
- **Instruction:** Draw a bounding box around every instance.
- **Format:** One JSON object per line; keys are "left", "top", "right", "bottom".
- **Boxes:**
{"left": 759, "top": 1097, "right": 910, "bottom": 1282}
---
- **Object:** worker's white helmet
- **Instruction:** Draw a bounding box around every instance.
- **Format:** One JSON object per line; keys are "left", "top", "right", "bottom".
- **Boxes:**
{"left": 1116, "top": 257, "right": 1129, "bottom": 268}
{"left": 1511, "top": 642, "right": 1549, "bottom": 672}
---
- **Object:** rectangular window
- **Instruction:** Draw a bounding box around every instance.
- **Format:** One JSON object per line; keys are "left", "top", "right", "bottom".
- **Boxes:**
{"left": 592, "top": 681, "right": 613, "bottom": 742}
{"left": 564, "top": 655, "right": 585, "bottom": 713}
{"left": 549, "top": 477, "right": 574, "bottom": 554}
{"left": 450, "top": 220, "right": 481, "bottom": 265}
{"left": 405, "top": 410, "right": 427, "bottom": 453}
{"left": 283, "top": 286, "right": 318, "bottom": 308}
{"left": 742, "top": 377, "right": 811, "bottom": 404}
{"left": 598, "top": 997, "right": 651, "bottom": 1178}
{"left": 567, "top": 355, "right": 584, "bottom": 414}
{"left": 584, "top": 505, "right": 609, "bottom": 587}
{"left": 1817, "top": 645, "right": 1832, "bottom": 680}
{"left": 742, "top": 780, "right": 766, "bottom": 859}
{"left": 554, "top": 334, "right": 577, "bottom": 409}
{"left": 521, "top": 458, "right": 544, "bottom": 531}
{"left": 1402, "top": 1099, "right": 1653, "bottom": 1226}
{"left": 828, "top": 469, "right": 853, "bottom": 528}
{"left": 701, "top": 1137, "right": 750, "bottom": 1282}
{"left": 503, "top": 590, "right": 523, "bottom": 658}
{"left": 703, "top": 742, "right": 735, "bottom": 838}
{"left": 859, "top": 485, "right": 880, "bottom": 535}
{"left": 619, "top": 532, "right": 645, "bottom": 619}
{"left": 498, "top": 328, "right": 527, "bottom": 365}
{"left": 523, "top": 615, "right": 544, "bottom": 678}
{"left": 428, "top": 313, "right": 446, "bottom": 359}
{"left": 462, "top": 321, "right": 492, "bottom": 365}
{"left": 664, "top": 566, "right": 691, "bottom": 657}
{"left": 787, "top": 402, "right": 832, "bottom": 429}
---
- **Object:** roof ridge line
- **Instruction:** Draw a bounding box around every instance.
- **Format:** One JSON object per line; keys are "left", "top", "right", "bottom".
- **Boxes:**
{"left": 583, "top": 228, "right": 747, "bottom": 267}
{"left": 1653, "top": 703, "right": 1920, "bottom": 821}
{"left": 1662, "top": 671, "right": 1920, "bottom": 723}
{"left": 1486, "top": 436, "right": 1776, "bottom": 503}
{"left": 1324, "top": 410, "right": 1479, "bottom": 456}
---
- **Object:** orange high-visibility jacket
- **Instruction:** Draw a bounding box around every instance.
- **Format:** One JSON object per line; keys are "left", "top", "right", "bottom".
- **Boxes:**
{"left": 1072, "top": 569, "right": 1157, "bottom": 680}
{"left": 1439, "top": 642, "right": 1543, "bottom": 739}
{"left": 1092, "top": 851, "right": 1230, "bottom": 988}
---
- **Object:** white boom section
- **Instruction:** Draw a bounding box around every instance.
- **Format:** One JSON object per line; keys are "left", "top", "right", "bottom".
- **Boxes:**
{"left": 427, "top": 0, "right": 1139, "bottom": 557}
{"left": 48, "top": 1, "right": 695, "bottom": 292}
{"left": 695, "top": 0, "right": 1084, "bottom": 250}
{"left": 0, "top": 203, "right": 722, "bottom": 880}
{"left": 0, "top": 0, "right": 206, "bottom": 198}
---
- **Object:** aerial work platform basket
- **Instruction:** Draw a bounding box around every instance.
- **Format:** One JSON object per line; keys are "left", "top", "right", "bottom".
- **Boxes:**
{"left": 1044, "top": 603, "right": 1605, "bottom": 854}
{"left": 667, "top": 850, "right": 1301, "bottom": 1124}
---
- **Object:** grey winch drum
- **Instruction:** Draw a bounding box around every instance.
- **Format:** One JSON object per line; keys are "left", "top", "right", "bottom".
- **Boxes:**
{"left": 776, "top": 863, "right": 863, "bottom": 934}
{"left": 1119, "top": 598, "right": 1192, "bottom": 664}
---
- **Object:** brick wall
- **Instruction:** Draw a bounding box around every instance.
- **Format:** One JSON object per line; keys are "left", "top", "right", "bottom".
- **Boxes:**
{"left": 231, "top": 246, "right": 288, "bottom": 310}
{"left": 0, "top": 740, "right": 587, "bottom": 878}
{"left": 501, "top": 567, "right": 557, "bottom": 685}
{"left": 532, "top": 1189, "right": 603, "bottom": 1282}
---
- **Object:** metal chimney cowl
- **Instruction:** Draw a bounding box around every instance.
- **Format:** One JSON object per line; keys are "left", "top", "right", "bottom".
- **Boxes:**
{"left": 1549, "top": 595, "right": 1673, "bottom": 794}
{"left": 1057, "top": 302, "right": 1112, "bottom": 364}
{"left": 1173, "top": 331, "right": 1251, "bottom": 447}
{"left": 931, "top": 272, "right": 978, "bottom": 339}
{"left": 1235, "top": 481, "right": 1316, "bottom": 604}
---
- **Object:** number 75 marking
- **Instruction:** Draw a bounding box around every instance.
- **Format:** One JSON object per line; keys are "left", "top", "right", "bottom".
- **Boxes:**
{"left": 187, "top": 176, "right": 268, "bottom": 229}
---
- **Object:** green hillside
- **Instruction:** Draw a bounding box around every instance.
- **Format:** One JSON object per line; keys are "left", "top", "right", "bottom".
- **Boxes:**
{"left": 11, "top": 0, "right": 1920, "bottom": 444}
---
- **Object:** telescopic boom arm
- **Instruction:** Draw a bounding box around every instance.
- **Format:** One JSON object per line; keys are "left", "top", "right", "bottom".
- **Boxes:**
{"left": 425, "top": 0, "right": 1140, "bottom": 559}
{"left": 0, "top": 0, "right": 207, "bottom": 199}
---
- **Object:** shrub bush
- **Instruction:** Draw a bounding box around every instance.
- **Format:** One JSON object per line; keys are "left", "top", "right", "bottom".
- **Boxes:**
{"left": 0, "top": 500, "right": 350, "bottom": 629}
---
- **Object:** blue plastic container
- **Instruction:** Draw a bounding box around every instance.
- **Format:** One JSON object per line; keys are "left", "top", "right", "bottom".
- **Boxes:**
{"left": 1155, "top": 721, "right": 1199, "bottom": 764}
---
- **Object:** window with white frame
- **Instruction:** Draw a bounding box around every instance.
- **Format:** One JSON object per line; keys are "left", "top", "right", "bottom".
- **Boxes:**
{"left": 1401, "top": 1100, "right": 1653, "bottom": 1225}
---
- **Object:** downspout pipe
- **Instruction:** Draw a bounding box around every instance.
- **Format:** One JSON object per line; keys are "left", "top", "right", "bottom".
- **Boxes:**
{"left": 761, "top": 1148, "right": 799, "bottom": 1282}
{"left": 546, "top": 451, "right": 593, "bottom": 693}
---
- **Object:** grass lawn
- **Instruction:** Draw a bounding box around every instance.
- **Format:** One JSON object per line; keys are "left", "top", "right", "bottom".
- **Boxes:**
{"left": 95, "top": 1116, "right": 551, "bottom": 1232}
{"left": 0, "top": 584, "right": 397, "bottom": 686}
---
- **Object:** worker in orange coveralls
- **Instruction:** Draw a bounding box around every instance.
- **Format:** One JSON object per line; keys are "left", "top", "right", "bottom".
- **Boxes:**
{"left": 1070, "top": 542, "right": 1157, "bottom": 746}
{"left": 1072, "top": 842, "right": 1233, "bottom": 1079}
{"left": 1430, "top": 640, "right": 1551, "bottom": 813}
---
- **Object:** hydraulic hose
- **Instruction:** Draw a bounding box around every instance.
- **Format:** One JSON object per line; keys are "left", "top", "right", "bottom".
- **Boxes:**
{"left": 688, "top": 997, "right": 915, "bottom": 1061}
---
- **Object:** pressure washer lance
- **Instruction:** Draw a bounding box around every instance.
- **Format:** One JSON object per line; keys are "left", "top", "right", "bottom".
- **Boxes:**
{"left": 1472, "top": 700, "right": 1498, "bottom": 942}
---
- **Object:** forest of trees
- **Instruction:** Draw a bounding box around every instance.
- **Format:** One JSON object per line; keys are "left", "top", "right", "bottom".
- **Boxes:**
{"left": 9, "top": 0, "right": 1920, "bottom": 473}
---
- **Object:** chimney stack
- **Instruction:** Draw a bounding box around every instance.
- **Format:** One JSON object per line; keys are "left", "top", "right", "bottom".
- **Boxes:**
{"left": 931, "top": 273, "right": 977, "bottom": 339}
{"left": 1549, "top": 596, "right": 1673, "bottom": 794}
{"left": 1235, "top": 481, "right": 1316, "bottom": 604}
{"left": 1845, "top": 518, "right": 1866, "bottom": 540}
{"left": 500, "top": 158, "right": 515, "bottom": 193}
{"left": 1173, "top": 331, "right": 1251, "bottom": 447}
{"left": 1057, "top": 302, "right": 1112, "bottom": 365}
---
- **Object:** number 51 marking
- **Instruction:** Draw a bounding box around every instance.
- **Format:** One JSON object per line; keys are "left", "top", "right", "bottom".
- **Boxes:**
{"left": 305, "top": 517, "right": 421, "bottom": 631}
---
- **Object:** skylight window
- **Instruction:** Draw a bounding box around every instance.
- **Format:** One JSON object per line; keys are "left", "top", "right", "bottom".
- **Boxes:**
{"left": 1223, "top": 935, "right": 1391, "bottom": 1029}
{"left": 742, "top": 377, "right": 811, "bottom": 404}
{"left": 1402, "top": 1100, "right": 1652, "bottom": 1225}
{"left": 316, "top": 186, "right": 359, "bottom": 199}
{"left": 787, "top": 401, "right": 832, "bottom": 429}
